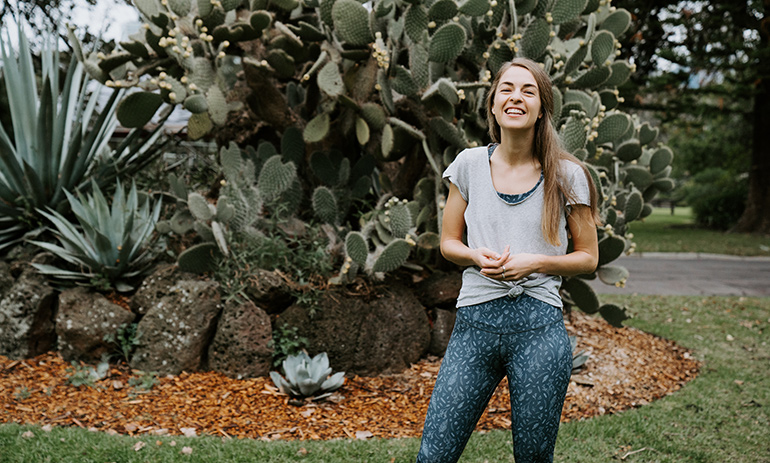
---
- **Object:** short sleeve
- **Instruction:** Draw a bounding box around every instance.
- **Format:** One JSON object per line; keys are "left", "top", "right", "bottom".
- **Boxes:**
{"left": 442, "top": 150, "right": 470, "bottom": 201}
{"left": 563, "top": 161, "right": 591, "bottom": 207}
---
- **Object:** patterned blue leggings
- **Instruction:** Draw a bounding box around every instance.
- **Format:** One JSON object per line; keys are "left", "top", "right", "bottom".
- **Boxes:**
{"left": 417, "top": 295, "right": 572, "bottom": 463}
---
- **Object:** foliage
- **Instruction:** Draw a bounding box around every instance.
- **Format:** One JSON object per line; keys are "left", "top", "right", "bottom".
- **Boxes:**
{"left": 683, "top": 168, "right": 748, "bottom": 230}
{"left": 268, "top": 324, "right": 308, "bottom": 367}
{"left": 269, "top": 351, "right": 344, "bottom": 399}
{"left": 29, "top": 181, "right": 162, "bottom": 292}
{"left": 65, "top": 358, "right": 110, "bottom": 388}
{"left": 128, "top": 370, "right": 160, "bottom": 392}
{"left": 103, "top": 323, "right": 141, "bottom": 364}
{"left": 614, "top": 0, "right": 769, "bottom": 234}
{"left": 84, "top": 0, "right": 680, "bottom": 324}
{"left": 569, "top": 335, "right": 590, "bottom": 374}
{"left": 0, "top": 20, "right": 171, "bottom": 254}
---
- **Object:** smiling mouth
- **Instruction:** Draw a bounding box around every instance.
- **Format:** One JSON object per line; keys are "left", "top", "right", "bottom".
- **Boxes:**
{"left": 504, "top": 108, "right": 525, "bottom": 115}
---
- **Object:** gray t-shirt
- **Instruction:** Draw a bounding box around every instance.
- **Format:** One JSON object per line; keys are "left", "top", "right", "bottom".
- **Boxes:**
{"left": 442, "top": 145, "right": 591, "bottom": 308}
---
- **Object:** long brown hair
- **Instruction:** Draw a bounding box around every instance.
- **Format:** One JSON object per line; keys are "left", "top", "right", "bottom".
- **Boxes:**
{"left": 485, "top": 58, "right": 601, "bottom": 245}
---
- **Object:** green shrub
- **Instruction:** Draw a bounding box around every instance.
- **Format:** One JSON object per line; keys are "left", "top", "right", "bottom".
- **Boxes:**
{"left": 685, "top": 168, "right": 748, "bottom": 230}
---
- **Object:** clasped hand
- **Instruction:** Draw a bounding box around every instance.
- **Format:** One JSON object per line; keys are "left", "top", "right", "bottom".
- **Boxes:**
{"left": 474, "top": 245, "right": 540, "bottom": 281}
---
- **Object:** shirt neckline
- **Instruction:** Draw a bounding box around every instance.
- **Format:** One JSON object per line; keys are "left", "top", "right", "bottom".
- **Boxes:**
{"left": 487, "top": 143, "right": 544, "bottom": 205}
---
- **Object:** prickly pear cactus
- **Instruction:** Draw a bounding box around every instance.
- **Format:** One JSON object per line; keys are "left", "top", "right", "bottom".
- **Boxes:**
{"left": 94, "top": 0, "right": 675, "bottom": 324}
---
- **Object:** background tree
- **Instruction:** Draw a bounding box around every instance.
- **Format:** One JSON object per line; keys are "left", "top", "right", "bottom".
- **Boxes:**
{"left": 614, "top": 0, "right": 769, "bottom": 233}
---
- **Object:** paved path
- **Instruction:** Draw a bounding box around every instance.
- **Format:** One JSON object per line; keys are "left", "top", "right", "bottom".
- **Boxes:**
{"left": 588, "top": 253, "right": 770, "bottom": 297}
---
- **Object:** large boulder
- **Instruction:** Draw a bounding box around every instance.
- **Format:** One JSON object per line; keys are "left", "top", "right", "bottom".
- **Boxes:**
{"left": 130, "top": 278, "right": 222, "bottom": 375}
{"left": 0, "top": 260, "right": 57, "bottom": 359}
{"left": 207, "top": 301, "right": 273, "bottom": 379}
{"left": 278, "top": 283, "right": 430, "bottom": 376}
{"left": 131, "top": 264, "right": 195, "bottom": 315}
{"left": 428, "top": 308, "right": 456, "bottom": 356}
{"left": 414, "top": 271, "right": 462, "bottom": 308}
{"left": 243, "top": 268, "right": 293, "bottom": 314}
{"left": 56, "top": 287, "right": 136, "bottom": 362}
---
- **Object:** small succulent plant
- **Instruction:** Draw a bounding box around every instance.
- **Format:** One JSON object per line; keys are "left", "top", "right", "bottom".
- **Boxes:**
{"left": 269, "top": 351, "right": 345, "bottom": 399}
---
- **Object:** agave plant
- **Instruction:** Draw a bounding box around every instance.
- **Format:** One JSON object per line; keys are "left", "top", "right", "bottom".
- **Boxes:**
{"left": 0, "top": 21, "right": 170, "bottom": 253}
{"left": 270, "top": 351, "right": 345, "bottom": 399}
{"left": 29, "top": 180, "right": 162, "bottom": 292}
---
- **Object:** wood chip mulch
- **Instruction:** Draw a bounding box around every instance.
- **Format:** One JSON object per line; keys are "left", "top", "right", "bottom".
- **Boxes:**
{"left": 0, "top": 312, "right": 700, "bottom": 441}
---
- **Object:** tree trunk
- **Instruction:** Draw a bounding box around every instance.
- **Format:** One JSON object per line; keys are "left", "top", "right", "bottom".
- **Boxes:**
{"left": 734, "top": 2, "right": 770, "bottom": 234}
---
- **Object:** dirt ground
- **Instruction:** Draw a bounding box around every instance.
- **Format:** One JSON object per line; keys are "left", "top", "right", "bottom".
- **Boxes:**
{"left": 0, "top": 311, "right": 699, "bottom": 441}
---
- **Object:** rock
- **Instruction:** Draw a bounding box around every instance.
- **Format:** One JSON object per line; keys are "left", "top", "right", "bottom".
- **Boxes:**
{"left": 429, "top": 308, "right": 456, "bottom": 356}
{"left": 130, "top": 279, "right": 222, "bottom": 376}
{"left": 278, "top": 284, "right": 430, "bottom": 376}
{"left": 414, "top": 271, "right": 462, "bottom": 308}
{"left": 0, "top": 261, "right": 57, "bottom": 359}
{"left": 131, "top": 264, "right": 196, "bottom": 315}
{"left": 55, "top": 288, "right": 136, "bottom": 362}
{"left": 243, "top": 269, "right": 293, "bottom": 313}
{"left": 208, "top": 301, "right": 273, "bottom": 379}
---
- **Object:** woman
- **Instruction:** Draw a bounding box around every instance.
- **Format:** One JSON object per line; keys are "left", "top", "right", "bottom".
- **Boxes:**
{"left": 416, "top": 58, "right": 601, "bottom": 463}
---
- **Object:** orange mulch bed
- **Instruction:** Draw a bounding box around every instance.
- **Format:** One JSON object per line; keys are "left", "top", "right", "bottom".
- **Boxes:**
{"left": 0, "top": 312, "right": 699, "bottom": 441}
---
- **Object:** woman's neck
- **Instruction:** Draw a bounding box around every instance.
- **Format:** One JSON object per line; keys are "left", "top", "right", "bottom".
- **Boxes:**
{"left": 495, "top": 129, "right": 538, "bottom": 168}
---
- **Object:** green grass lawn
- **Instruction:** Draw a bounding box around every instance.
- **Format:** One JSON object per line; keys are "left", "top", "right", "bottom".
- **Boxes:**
{"left": 2, "top": 294, "right": 768, "bottom": 462}
{"left": 629, "top": 207, "right": 770, "bottom": 256}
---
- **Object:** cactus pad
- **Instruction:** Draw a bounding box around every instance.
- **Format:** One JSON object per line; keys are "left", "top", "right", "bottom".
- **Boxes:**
{"left": 332, "top": 0, "right": 373, "bottom": 46}
{"left": 600, "top": 8, "right": 632, "bottom": 38}
{"left": 356, "top": 117, "right": 370, "bottom": 145}
{"left": 304, "top": 112, "right": 331, "bottom": 143}
{"left": 258, "top": 155, "right": 298, "bottom": 200}
{"left": 345, "top": 231, "right": 369, "bottom": 266}
{"left": 599, "top": 304, "right": 630, "bottom": 328}
{"left": 428, "top": 23, "right": 467, "bottom": 63}
{"left": 551, "top": 0, "right": 588, "bottom": 24}
{"left": 595, "top": 113, "right": 630, "bottom": 145}
{"left": 360, "top": 103, "right": 387, "bottom": 130}
{"left": 187, "top": 112, "right": 213, "bottom": 140}
{"left": 178, "top": 242, "right": 220, "bottom": 274}
{"left": 372, "top": 239, "right": 411, "bottom": 273}
{"left": 520, "top": 17, "right": 551, "bottom": 59}
{"left": 590, "top": 30, "right": 615, "bottom": 66}
{"left": 388, "top": 203, "right": 413, "bottom": 239}
{"left": 562, "top": 277, "right": 600, "bottom": 314}
{"left": 167, "top": 0, "right": 191, "bottom": 16}
{"left": 603, "top": 61, "right": 633, "bottom": 87}
{"left": 560, "top": 116, "right": 587, "bottom": 153}
{"left": 624, "top": 188, "right": 643, "bottom": 221}
{"left": 458, "top": 0, "right": 489, "bottom": 17}
{"left": 598, "top": 235, "right": 625, "bottom": 267}
{"left": 615, "top": 140, "right": 642, "bottom": 162}
{"left": 312, "top": 186, "right": 339, "bottom": 224}
{"left": 188, "top": 192, "right": 215, "bottom": 221}
{"left": 638, "top": 123, "right": 659, "bottom": 146}
{"left": 117, "top": 91, "right": 163, "bottom": 128}
{"left": 391, "top": 65, "right": 419, "bottom": 96}
{"left": 622, "top": 165, "right": 653, "bottom": 191}
{"left": 649, "top": 146, "right": 673, "bottom": 174}
{"left": 597, "top": 265, "right": 629, "bottom": 286}
{"left": 183, "top": 94, "right": 209, "bottom": 114}
{"left": 405, "top": 4, "right": 429, "bottom": 43}
{"left": 429, "top": 0, "right": 458, "bottom": 20}
{"left": 318, "top": 61, "right": 344, "bottom": 97}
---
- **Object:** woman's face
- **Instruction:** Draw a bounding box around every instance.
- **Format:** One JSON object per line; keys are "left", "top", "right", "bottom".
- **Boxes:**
{"left": 491, "top": 66, "right": 542, "bottom": 135}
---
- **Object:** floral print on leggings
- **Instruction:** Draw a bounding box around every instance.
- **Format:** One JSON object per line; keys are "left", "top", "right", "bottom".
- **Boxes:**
{"left": 417, "top": 294, "right": 572, "bottom": 463}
